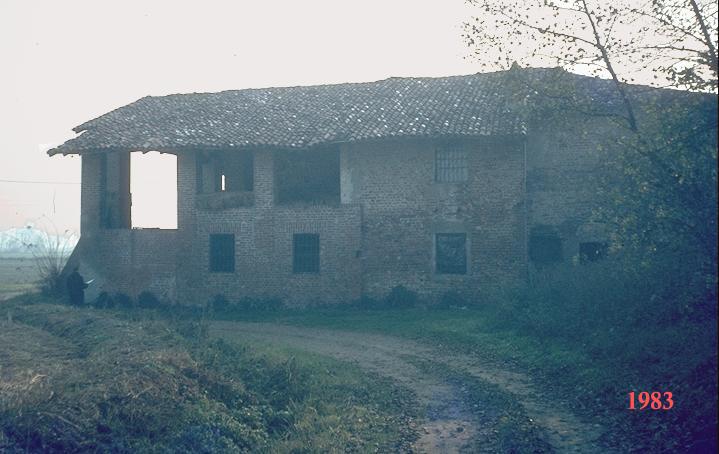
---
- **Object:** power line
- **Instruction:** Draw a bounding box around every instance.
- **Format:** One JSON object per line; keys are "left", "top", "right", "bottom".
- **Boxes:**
{"left": 0, "top": 179, "right": 80, "bottom": 185}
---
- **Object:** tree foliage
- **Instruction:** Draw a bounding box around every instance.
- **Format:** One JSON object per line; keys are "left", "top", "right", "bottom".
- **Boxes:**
{"left": 465, "top": 1, "right": 717, "bottom": 298}
{"left": 465, "top": 3, "right": 717, "bottom": 449}
{"left": 603, "top": 94, "right": 717, "bottom": 310}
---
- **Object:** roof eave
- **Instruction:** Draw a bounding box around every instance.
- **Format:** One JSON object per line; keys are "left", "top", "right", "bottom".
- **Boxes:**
{"left": 47, "top": 130, "right": 528, "bottom": 157}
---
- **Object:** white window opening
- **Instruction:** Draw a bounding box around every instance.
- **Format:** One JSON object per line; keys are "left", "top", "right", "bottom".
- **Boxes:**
{"left": 130, "top": 152, "right": 178, "bottom": 229}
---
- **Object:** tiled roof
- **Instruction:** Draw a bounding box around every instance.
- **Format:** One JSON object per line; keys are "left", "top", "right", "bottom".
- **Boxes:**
{"left": 46, "top": 68, "right": 638, "bottom": 155}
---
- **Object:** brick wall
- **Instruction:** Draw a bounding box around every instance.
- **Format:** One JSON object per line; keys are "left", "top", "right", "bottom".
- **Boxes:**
{"left": 342, "top": 137, "right": 526, "bottom": 301}
{"left": 526, "top": 114, "right": 616, "bottom": 262}
{"left": 73, "top": 123, "right": 618, "bottom": 306}
{"left": 73, "top": 227, "right": 179, "bottom": 303}
{"left": 80, "top": 154, "right": 102, "bottom": 233}
{"left": 175, "top": 150, "right": 362, "bottom": 306}
{"left": 74, "top": 152, "right": 179, "bottom": 302}
{"left": 171, "top": 139, "right": 526, "bottom": 305}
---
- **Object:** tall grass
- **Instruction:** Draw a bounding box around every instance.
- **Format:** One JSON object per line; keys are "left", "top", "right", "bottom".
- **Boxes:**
{"left": 27, "top": 224, "right": 76, "bottom": 297}
{"left": 0, "top": 299, "right": 417, "bottom": 453}
{"left": 478, "top": 257, "right": 717, "bottom": 451}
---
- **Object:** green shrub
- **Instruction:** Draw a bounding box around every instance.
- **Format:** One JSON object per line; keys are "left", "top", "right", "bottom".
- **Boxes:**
{"left": 113, "top": 292, "right": 135, "bottom": 311}
{"left": 437, "top": 290, "right": 465, "bottom": 309}
{"left": 480, "top": 260, "right": 648, "bottom": 339}
{"left": 234, "top": 297, "right": 284, "bottom": 314}
{"left": 92, "top": 291, "right": 114, "bottom": 309}
{"left": 137, "top": 291, "right": 161, "bottom": 310}
{"left": 210, "top": 294, "right": 230, "bottom": 313}
{"left": 185, "top": 296, "right": 296, "bottom": 318}
{"left": 29, "top": 230, "right": 72, "bottom": 298}
{"left": 352, "top": 294, "right": 381, "bottom": 310}
{"left": 261, "top": 298, "right": 284, "bottom": 312}
{"left": 477, "top": 256, "right": 718, "bottom": 452}
{"left": 384, "top": 285, "right": 418, "bottom": 309}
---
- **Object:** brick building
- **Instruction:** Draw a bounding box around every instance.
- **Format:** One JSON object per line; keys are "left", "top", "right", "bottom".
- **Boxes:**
{"left": 48, "top": 67, "right": 681, "bottom": 305}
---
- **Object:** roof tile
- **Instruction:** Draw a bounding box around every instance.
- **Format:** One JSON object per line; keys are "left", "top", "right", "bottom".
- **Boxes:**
{"left": 47, "top": 67, "right": 669, "bottom": 155}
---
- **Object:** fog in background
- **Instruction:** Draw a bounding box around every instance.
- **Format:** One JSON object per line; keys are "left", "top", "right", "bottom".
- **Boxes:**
{"left": 0, "top": 0, "right": 488, "bottom": 233}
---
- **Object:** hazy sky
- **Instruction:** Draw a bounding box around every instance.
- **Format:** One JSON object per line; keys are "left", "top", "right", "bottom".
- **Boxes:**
{"left": 0, "top": 0, "right": 484, "bottom": 233}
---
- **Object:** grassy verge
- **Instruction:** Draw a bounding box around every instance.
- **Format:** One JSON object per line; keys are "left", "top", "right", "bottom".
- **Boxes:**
{"left": 0, "top": 284, "right": 38, "bottom": 300}
{"left": 214, "top": 299, "right": 716, "bottom": 452}
{"left": 0, "top": 297, "right": 417, "bottom": 453}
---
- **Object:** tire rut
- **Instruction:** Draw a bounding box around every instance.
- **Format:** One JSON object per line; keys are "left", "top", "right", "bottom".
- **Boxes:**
{"left": 210, "top": 321, "right": 606, "bottom": 453}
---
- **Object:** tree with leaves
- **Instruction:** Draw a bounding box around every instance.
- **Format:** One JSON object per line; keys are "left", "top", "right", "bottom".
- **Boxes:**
{"left": 465, "top": 3, "right": 717, "bottom": 450}
{"left": 465, "top": 0, "right": 717, "bottom": 278}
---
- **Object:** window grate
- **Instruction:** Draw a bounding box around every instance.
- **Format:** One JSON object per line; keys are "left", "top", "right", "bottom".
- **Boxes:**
{"left": 436, "top": 233, "right": 467, "bottom": 274}
{"left": 293, "top": 233, "right": 320, "bottom": 273}
{"left": 209, "top": 233, "right": 235, "bottom": 273}
{"left": 435, "top": 146, "right": 468, "bottom": 182}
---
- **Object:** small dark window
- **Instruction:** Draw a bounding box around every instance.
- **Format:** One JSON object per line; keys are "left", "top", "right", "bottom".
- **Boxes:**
{"left": 436, "top": 233, "right": 467, "bottom": 274}
{"left": 293, "top": 234, "right": 320, "bottom": 273}
{"left": 580, "top": 242, "right": 607, "bottom": 263}
{"left": 209, "top": 234, "right": 235, "bottom": 273}
{"left": 529, "top": 234, "right": 562, "bottom": 264}
{"left": 435, "top": 146, "right": 468, "bottom": 182}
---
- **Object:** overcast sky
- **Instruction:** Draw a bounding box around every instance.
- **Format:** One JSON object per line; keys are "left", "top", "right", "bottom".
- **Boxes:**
{"left": 0, "top": 0, "right": 486, "bottom": 232}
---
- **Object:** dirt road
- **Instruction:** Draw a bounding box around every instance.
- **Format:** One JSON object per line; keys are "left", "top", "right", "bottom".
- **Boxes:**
{"left": 211, "top": 321, "right": 607, "bottom": 453}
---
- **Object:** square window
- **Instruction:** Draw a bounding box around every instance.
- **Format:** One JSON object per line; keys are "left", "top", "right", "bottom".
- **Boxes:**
{"left": 209, "top": 234, "right": 235, "bottom": 273}
{"left": 579, "top": 242, "right": 607, "bottom": 263}
{"left": 436, "top": 233, "right": 467, "bottom": 274}
{"left": 435, "top": 146, "right": 468, "bottom": 182}
{"left": 529, "top": 234, "right": 562, "bottom": 264}
{"left": 293, "top": 234, "right": 320, "bottom": 273}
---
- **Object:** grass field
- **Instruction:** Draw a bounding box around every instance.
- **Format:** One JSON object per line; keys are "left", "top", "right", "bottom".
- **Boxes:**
{"left": 0, "top": 256, "right": 39, "bottom": 299}
{"left": 0, "top": 298, "right": 419, "bottom": 453}
{"left": 1, "top": 296, "right": 561, "bottom": 453}
{"left": 1, "top": 256, "right": 715, "bottom": 452}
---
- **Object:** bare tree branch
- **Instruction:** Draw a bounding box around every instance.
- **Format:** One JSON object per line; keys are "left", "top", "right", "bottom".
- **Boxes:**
{"left": 689, "top": 0, "right": 719, "bottom": 75}
{"left": 579, "top": 0, "right": 639, "bottom": 131}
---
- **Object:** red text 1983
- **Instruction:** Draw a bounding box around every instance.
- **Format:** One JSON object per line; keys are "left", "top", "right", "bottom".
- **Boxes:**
{"left": 628, "top": 391, "right": 673, "bottom": 410}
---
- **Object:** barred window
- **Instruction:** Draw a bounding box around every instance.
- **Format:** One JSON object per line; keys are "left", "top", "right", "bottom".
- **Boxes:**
{"left": 209, "top": 234, "right": 235, "bottom": 273}
{"left": 293, "top": 234, "right": 320, "bottom": 273}
{"left": 435, "top": 146, "right": 468, "bottom": 182}
{"left": 436, "top": 233, "right": 467, "bottom": 274}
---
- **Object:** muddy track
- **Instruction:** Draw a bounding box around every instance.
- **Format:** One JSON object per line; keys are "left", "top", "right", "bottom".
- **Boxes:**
{"left": 210, "top": 322, "right": 607, "bottom": 453}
